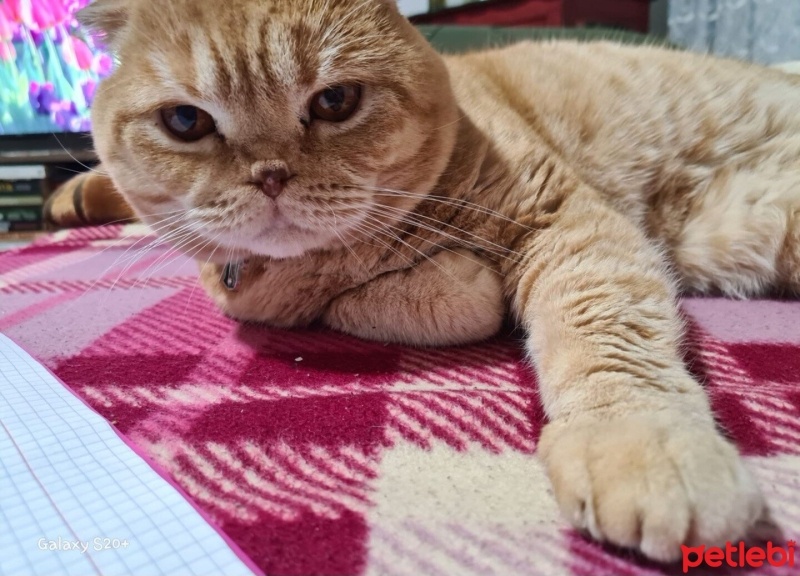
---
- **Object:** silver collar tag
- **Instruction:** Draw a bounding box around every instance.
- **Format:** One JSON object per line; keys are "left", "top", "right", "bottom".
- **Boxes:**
{"left": 222, "top": 261, "right": 243, "bottom": 291}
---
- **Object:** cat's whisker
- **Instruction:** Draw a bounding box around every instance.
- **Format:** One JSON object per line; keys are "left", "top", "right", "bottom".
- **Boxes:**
{"left": 111, "top": 215, "right": 196, "bottom": 273}
{"left": 137, "top": 225, "right": 207, "bottom": 286}
{"left": 130, "top": 234, "right": 196, "bottom": 292}
{"left": 358, "top": 210, "right": 505, "bottom": 278}
{"left": 371, "top": 190, "right": 525, "bottom": 229}
{"left": 51, "top": 166, "right": 106, "bottom": 177}
{"left": 115, "top": 207, "right": 200, "bottom": 248}
{"left": 345, "top": 221, "right": 416, "bottom": 268}
{"left": 107, "top": 219, "right": 200, "bottom": 295}
{"left": 138, "top": 235, "right": 202, "bottom": 291}
{"left": 337, "top": 181, "right": 525, "bottom": 229}
{"left": 183, "top": 232, "right": 225, "bottom": 312}
{"left": 355, "top": 215, "right": 465, "bottom": 285}
{"left": 49, "top": 133, "right": 107, "bottom": 176}
{"left": 100, "top": 206, "right": 190, "bottom": 229}
{"left": 322, "top": 207, "right": 370, "bottom": 274}
{"left": 360, "top": 213, "right": 461, "bottom": 284}
{"left": 326, "top": 197, "right": 514, "bottom": 271}
{"left": 359, "top": 185, "right": 534, "bottom": 231}
{"left": 327, "top": 204, "right": 413, "bottom": 259}
{"left": 105, "top": 235, "right": 183, "bottom": 293}
{"left": 364, "top": 211, "right": 513, "bottom": 265}
{"left": 365, "top": 201, "right": 524, "bottom": 262}
{"left": 60, "top": 208, "right": 190, "bottom": 273}
{"left": 322, "top": 199, "right": 416, "bottom": 266}
{"left": 65, "top": 210, "right": 198, "bottom": 310}
{"left": 138, "top": 235, "right": 195, "bottom": 285}
{"left": 377, "top": 206, "right": 523, "bottom": 262}
{"left": 432, "top": 113, "right": 467, "bottom": 132}
{"left": 101, "top": 233, "right": 185, "bottom": 300}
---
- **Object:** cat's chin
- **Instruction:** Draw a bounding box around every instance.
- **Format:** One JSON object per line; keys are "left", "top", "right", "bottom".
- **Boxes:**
{"left": 248, "top": 225, "right": 340, "bottom": 260}
{"left": 255, "top": 243, "right": 318, "bottom": 260}
{"left": 204, "top": 240, "right": 321, "bottom": 262}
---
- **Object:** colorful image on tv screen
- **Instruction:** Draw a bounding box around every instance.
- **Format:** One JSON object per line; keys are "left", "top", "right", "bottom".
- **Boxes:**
{"left": 0, "top": 0, "right": 112, "bottom": 136}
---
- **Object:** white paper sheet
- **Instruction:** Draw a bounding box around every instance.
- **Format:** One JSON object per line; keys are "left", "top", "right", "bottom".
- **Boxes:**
{"left": 0, "top": 333, "right": 258, "bottom": 576}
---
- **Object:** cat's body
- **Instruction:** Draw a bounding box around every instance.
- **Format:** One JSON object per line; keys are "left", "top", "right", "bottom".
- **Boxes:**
{"left": 81, "top": 0, "right": 800, "bottom": 563}
{"left": 450, "top": 41, "right": 800, "bottom": 297}
{"left": 204, "top": 40, "right": 800, "bottom": 329}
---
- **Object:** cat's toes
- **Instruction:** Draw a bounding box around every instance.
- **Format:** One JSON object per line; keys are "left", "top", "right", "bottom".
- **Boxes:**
{"left": 539, "top": 411, "right": 765, "bottom": 562}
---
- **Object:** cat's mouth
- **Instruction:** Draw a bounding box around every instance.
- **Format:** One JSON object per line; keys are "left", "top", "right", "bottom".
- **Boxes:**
{"left": 259, "top": 205, "right": 315, "bottom": 233}
{"left": 187, "top": 191, "right": 356, "bottom": 260}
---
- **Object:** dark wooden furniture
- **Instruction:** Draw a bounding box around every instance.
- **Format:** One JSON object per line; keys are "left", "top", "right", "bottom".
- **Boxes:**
{"left": 410, "top": 0, "right": 652, "bottom": 34}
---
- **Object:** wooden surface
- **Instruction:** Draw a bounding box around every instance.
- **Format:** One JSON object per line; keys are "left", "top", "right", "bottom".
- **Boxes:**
{"left": 0, "top": 231, "right": 45, "bottom": 251}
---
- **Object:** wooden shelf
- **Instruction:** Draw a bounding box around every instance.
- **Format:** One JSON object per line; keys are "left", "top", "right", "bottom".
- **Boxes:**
{"left": 0, "top": 231, "right": 46, "bottom": 240}
{"left": 0, "top": 230, "right": 45, "bottom": 251}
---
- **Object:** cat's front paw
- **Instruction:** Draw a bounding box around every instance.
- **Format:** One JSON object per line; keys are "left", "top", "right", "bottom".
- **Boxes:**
{"left": 538, "top": 411, "right": 765, "bottom": 562}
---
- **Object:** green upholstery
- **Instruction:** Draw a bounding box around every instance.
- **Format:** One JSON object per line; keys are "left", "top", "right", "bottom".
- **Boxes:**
{"left": 415, "top": 25, "right": 668, "bottom": 54}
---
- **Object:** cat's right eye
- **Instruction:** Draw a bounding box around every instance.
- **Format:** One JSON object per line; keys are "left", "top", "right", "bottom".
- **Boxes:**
{"left": 160, "top": 105, "right": 216, "bottom": 142}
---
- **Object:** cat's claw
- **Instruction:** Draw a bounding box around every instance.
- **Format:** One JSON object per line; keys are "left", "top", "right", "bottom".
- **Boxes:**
{"left": 539, "top": 410, "right": 766, "bottom": 562}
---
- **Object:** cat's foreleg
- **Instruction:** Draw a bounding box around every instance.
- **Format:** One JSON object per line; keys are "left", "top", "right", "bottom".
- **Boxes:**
{"left": 515, "top": 189, "right": 764, "bottom": 561}
{"left": 323, "top": 249, "right": 504, "bottom": 346}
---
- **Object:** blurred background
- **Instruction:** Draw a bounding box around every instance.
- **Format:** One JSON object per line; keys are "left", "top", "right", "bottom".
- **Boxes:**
{"left": 1, "top": 0, "right": 110, "bottom": 137}
{"left": 3, "top": 0, "right": 798, "bottom": 139}
{"left": 669, "top": 0, "right": 800, "bottom": 65}
{"left": 400, "top": 0, "right": 800, "bottom": 64}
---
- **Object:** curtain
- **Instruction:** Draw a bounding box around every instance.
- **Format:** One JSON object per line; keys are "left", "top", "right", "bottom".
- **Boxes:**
{"left": 668, "top": 0, "right": 800, "bottom": 64}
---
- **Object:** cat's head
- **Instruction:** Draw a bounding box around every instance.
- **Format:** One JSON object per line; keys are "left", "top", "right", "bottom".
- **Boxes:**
{"left": 82, "top": 0, "right": 458, "bottom": 259}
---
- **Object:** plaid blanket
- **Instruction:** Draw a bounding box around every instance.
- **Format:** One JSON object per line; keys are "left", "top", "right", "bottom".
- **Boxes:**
{"left": 2, "top": 225, "right": 799, "bottom": 576}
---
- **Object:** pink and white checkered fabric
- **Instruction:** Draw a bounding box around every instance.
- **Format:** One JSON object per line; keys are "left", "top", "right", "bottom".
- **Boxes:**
{"left": 2, "top": 225, "right": 799, "bottom": 576}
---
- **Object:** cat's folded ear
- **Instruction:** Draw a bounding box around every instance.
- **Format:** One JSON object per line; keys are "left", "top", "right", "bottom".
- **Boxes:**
{"left": 77, "top": 0, "right": 130, "bottom": 47}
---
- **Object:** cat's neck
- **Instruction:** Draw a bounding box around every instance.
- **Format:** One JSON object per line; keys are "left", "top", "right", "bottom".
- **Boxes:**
{"left": 426, "top": 111, "right": 519, "bottom": 235}
{"left": 431, "top": 111, "right": 495, "bottom": 201}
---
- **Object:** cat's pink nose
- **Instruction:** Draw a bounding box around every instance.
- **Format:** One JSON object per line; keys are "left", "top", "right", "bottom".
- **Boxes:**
{"left": 255, "top": 167, "right": 291, "bottom": 199}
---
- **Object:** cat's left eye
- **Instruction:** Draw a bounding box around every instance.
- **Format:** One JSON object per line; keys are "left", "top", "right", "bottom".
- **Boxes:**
{"left": 309, "top": 84, "right": 362, "bottom": 123}
{"left": 160, "top": 105, "right": 216, "bottom": 142}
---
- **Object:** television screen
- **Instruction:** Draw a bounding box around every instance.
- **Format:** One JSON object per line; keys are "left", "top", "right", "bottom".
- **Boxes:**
{"left": 0, "top": 0, "right": 112, "bottom": 136}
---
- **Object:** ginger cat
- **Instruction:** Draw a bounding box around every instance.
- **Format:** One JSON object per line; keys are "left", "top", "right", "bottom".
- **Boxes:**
{"left": 79, "top": 0, "right": 800, "bottom": 562}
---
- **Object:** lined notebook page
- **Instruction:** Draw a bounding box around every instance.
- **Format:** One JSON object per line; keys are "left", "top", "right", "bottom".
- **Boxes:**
{"left": 0, "top": 334, "right": 259, "bottom": 576}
